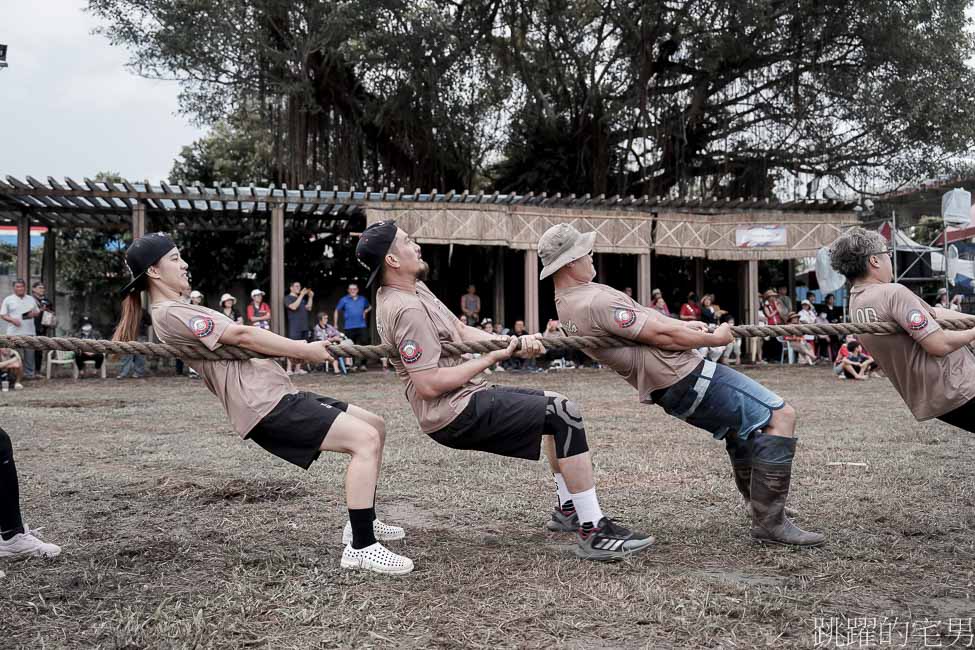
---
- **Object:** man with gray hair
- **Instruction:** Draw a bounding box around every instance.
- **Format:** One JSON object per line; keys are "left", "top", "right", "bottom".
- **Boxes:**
{"left": 0, "top": 279, "right": 39, "bottom": 379}
{"left": 540, "top": 223, "right": 825, "bottom": 548}
{"left": 831, "top": 226, "right": 975, "bottom": 432}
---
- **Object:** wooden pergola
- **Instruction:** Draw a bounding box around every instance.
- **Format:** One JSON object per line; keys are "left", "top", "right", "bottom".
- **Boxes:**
{"left": 0, "top": 175, "right": 859, "bottom": 335}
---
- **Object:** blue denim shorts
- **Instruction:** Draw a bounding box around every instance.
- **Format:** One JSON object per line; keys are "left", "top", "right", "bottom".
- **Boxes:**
{"left": 653, "top": 360, "right": 785, "bottom": 440}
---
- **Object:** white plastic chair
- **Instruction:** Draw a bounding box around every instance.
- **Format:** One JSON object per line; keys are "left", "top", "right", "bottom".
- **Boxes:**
{"left": 46, "top": 350, "right": 76, "bottom": 378}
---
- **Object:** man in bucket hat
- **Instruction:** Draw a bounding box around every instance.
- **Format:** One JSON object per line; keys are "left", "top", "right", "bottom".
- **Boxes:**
{"left": 540, "top": 223, "right": 825, "bottom": 548}
{"left": 358, "top": 221, "right": 657, "bottom": 561}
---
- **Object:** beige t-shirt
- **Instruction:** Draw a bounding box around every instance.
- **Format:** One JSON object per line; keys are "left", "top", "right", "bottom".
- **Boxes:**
{"left": 151, "top": 300, "right": 297, "bottom": 437}
{"left": 849, "top": 283, "right": 975, "bottom": 420}
{"left": 555, "top": 283, "right": 702, "bottom": 401}
{"left": 377, "top": 281, "right": 486, "bottom": 433}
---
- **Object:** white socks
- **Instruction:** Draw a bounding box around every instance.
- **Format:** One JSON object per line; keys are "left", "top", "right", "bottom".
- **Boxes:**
{"left": 553, "top": 473, "right": 572, "bottom": 508}
{"left": 569, "top": 487, "right": 604, "bottom": 527}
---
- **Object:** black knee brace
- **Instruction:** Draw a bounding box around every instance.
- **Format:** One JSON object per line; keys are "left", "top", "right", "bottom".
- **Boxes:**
{"left": 543, "top": 392, "right": 589, "bottom": 458}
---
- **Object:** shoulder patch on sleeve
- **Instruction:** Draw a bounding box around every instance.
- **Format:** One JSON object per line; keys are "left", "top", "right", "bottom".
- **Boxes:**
{"left": 613, "top": 308, "right": 637, "bottom": 328}
{"left": 188, "top": 316, "right": 215, "bottom": 337}
{"left": 906, "top": 309, "right": 928, "bottom": 330}
{"left": 399, "top": 339, "right": 423, "bottom": 363}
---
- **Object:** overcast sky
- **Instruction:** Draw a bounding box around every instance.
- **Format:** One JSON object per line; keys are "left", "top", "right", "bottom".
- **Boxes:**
{"left": 0, "top": 1, "right": 205, "bottom": 184}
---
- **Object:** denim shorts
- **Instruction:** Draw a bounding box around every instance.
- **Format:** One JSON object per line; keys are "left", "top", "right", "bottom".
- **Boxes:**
{"left": 652, "top": 360, "right": 785, "bottom": 440}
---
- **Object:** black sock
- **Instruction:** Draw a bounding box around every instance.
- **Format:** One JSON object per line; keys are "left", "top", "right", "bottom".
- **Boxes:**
{"left": 349, "top": 507, "right": 377, "bottom": 549}
{"left": 561, "top": 499, "right": 575, "bottom": 513}
{"left": 0, "top": 429, "right": 25, "bottom": 540}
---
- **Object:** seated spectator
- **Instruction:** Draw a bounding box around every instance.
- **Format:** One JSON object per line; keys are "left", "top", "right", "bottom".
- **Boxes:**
{"left": 219, "top": 293, "right": 243, "bottom": 324}
{"left": 798, "top": 299, "right": 818, "bottom": 355}
{"left": 651, "top": 289, "right": 671, "bottom": 316}
{"left": 950, "top": 294, "right": 964, "bottom": 312}
{"left": 73, "top": 316, "right": 104, "bottom": 378}
{"left": 783, "top": 312, "right": 817, "bottom": 365}
{"left": 718, "top": 313, "right": 741, "bottom": 365}
{"left": 836, "top": 339, "right": 875, "bottom": 380}
{"left": 814, "top": 310, "right": 833, "bottom": 361}
{"left": 700, "top": 294, "right": 720, "bottom": 325}
{"left": 493, "top": 322, "right": 510, "bottom": 336}
{"left": 504, "top": 320, "right": 538, "bottom": 372}
{"left": 679, "top": 292, "right": 702, "bottom": 321}
{"left": 461, "top": 285, "right": 481, "bottom": 324}
{"left": 459, "top": 315, "right": 469, "bottom": 326}
{"left": 313, "top": 312, "right": 347, "bottom": 375}
{"left": 480, "top": 317, "right": 494, "bottom": 332}
{"left": 246, "top": 289, "right": 271, "bottom": 329}
{"left": 543, "top": 319, "right": 574, "bottom": 369}
{"left": 0, "top": 348, "right": 24, "bottom": 390}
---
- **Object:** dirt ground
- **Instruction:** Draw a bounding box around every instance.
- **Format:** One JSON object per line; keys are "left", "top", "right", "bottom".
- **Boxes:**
{"left": 2, "top": 364, "right": 973, "bottom": 649}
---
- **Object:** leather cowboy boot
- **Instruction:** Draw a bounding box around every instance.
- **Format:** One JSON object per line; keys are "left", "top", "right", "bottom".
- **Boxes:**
{"left": 726, "top": 432, "right": 797, "bottom": 519}
{"left": 749, "top": 432, "right": 825, "bottom": 547}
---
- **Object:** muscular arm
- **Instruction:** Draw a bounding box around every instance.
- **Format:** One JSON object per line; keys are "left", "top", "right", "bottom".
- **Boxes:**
{"left": 455, "top": 323, "right": 499, "bottom": 342}
{"left": 915, "top": 328, "right": 975, "bottom": 357}
{"left": 219, "top": 324, "right": 328, "bottom": 361}
{"left": 932, "top": 307, "right": 972, "bottom": 322}
{"left": 633, "top": 316, "right": 726, "bottom": 350}
{"left": 408, "top": 351, "right": 505, "bottom": 400}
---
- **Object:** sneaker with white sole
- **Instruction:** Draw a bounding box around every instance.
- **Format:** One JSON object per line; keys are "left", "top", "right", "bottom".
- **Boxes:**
{"left": 545, "top": 507, "right": 579, "bottom": 532}
{"left": 341, "top": 519, "right": 406, "bottom": 546}
{"left": 340, "top": 542, "right": 414, "bottom": 575}
{"left": 0, "top": 527, "right": 61, "bottom": 559}
{"left": 575, "top": 517, "right": 655, "bottom": 561}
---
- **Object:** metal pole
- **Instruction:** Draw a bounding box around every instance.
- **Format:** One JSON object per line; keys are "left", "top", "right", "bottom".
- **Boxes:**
{"left": 943, "top": 218, "right": 950, "bottom": 298}
{"left": 891, "top": 210, "right": 898, "bottom": 280}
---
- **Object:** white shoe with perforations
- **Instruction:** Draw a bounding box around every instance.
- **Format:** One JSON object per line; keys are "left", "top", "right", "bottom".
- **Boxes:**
{"left": 340, "top": 542, "right": 414, "bottom": 575}
{"left": 341, "top": 519, "right": 405, "bottom": 546}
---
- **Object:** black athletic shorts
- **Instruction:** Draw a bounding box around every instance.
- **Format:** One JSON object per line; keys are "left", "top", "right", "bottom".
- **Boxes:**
{"left": 428, "top": 386, "right": 547, "bottom": 460}
{"left": 936, "top": 398, "right": 975, "bottom": 434}
{"left": 247, "top": 392, "right": 349, "bottom": 469}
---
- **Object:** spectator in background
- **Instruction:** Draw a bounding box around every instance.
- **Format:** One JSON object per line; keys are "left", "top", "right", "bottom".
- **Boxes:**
{"left": 335, "top": 283, "right": 371, "bottom": 371}
{"left": 784, "top": 312, "right": 817, "bottom": 366}
{"left": 117, "top": 309, "right": 150, "bottom": 380}
{"left": 0, "top": 348, "right": 24, "bottom": 390}
{"left": 700, "top": 294, "right": 719, "bottom": 326}
{"left": 798, "top": 299, "right": 818, "bottom": 355}
{"left": 821, "top": 292, "right": 843, "bottom": 360}
{"left": 837, "top": 340, "right": 875, "bottom": 380}
{"left": 461, "top": 285, "right": 481, "bottom": 324}
{"left": 73, "top": 316, "right": 104, "bottom": 378}
{"left": 950, "top": 294, "right": 964, "bottom": 312}
{"left": 679, "top": 292, "right": 702, "bottom": 321}
{"left": 651, "top": 288, "right": 671, "bottom": 316}
{"left": 285, "top": 281, "right": 314, "bottom": 375}
{"left": 624, "top": 287, "right": 634, "bottom": 299}
{"left": 777, "top": 286, "right": 793, "bottom": 319}
{"left": 189, "top": 290, "right": 204, "bottom": 307}
{"left": 480, "top": 317, "right": 493, "bottom": 332}
{"left": 505, "top": 319, "right": 537, "bottom": 372}
{"left": 493, "top": 322, "right": 510, "bottom": 336}
{"left": 247, "top": 289, "right": 271, "bottom": 329}
{"left": 180, "top": 292, "right": 206, "bottom": 379}
{"left": 1, "top": 280, "right": 39, "bottom": 380}
{"left": 719, "top": 313, "right": 741, "bottom": 365}
{"left": 32, "top": 282, "right": 54, "bottom": 375}
{"left": 313, "top": 312, "right": 347, "bottom": 375}
{"left": 219, "top": 293, "right": 243, "bottom": 324}
{"left": 934, "top": 287, "right": 949, "bottom": 309}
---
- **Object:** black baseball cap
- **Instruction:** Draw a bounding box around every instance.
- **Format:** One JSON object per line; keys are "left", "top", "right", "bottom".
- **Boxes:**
{"left": 356, "top": 220, "right": 398, "bottom": 288}
{"left": 121, "top": 232, "right": 177, "bottom": 295}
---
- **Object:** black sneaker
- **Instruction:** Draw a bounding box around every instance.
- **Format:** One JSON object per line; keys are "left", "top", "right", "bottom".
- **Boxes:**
{"left": 575, "top": 517, "right": 655, "bottom": 561}
{"left": 545, "top": 507, "right": 579, "bottom": 532}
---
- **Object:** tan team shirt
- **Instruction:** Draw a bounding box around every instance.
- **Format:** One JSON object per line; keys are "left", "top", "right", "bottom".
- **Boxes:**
{"left": 555, "top": 283, "right": 702, "bottom": 401}
{"left": 849, "top": 283, "right": 975, "bottom": 420}
{"left": 377, "top": 281, "right": 486, "bottom": 433}
{"left": 151, "top": 300, "right": 297, "bottom": 437}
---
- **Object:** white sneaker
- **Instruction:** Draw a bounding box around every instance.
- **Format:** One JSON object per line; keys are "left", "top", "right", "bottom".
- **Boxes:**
{"left": 340, "top": 542, "right": 413, "bottom": 575}
{"left": 0, "top": 528, "right": 61, "bottom": 559}
{"left": 341, "top": 519, "right": 406, "bottom": 546}
{"left": 13, "top": 383, "right": 23, "bottom": 390}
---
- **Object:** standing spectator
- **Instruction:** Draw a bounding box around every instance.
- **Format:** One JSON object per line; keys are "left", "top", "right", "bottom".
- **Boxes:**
{"left": 777, "top": 286, "right": 793, "bottom": 319}
{"left": 31, "top": 282, "right": 55, "bottom": 375}
{"left": 700, "top": 294, "right": 719, "bottom": 325}
{"left": 719, "top": 313, "right": 741, "bottom": 365}
{"left": 285, "top": 281, "right": 314, "bottom": 375}
{"left": 219, "top": 293, "right": 243, "bottom": 324}
{"left": 460, "top": 285, "right": 481, "bottom": 324}
{"left": 313, "top": 312, "right": 347, "bottom": 375}
{"left": 0, "top": 280, "right": 39, "bottom": 379}
{"left": 821, "top": 293, "right": 843, "bottom": 360}
{"left": 761, "top": 289, "right": 784, "bottom": 362}
{"left": 246, "top": 289, "right": 271, "bottom": 329}
{"left": 798, "top": 299, "right": 818, "bottom": 354}
{"left": 117, "top": 309, "right": 150, "bottom": 380}
{"left": 0, "top": 348, "right": 24, "bottom": 390}
{"left": 651, "top": 289, "right": 671, "bottom": 316}
{"left": 624, "top": 287, "right": 634, "bottom": 299}
{"left": 934, "top": 287, "right": 949, "bottom": 309}
{"left": 679, "top": 292, "right": 702, "bottom": 321}
{"left": 950, "top": 294, "right": 964, "bottom": 312}
{"left": 334, "top": 283, "right": 371, "bottom": 371}
{"left": 73, "top": 316, "right": 104, "bottom": 378}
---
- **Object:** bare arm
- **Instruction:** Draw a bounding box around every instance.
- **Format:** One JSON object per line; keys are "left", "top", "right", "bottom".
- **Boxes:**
{"left": 634, "top": 318, "right": 732, "bottom": 351}
{"left": 409, "top": 343, "right": 514, "bottom": 401}
{"left": 916, "top": 328, "right": 975, "bottom": 357}
{"left": 932, "top": 307, "right": 971, "bottom": 322}
{"left": 218, "top": 324, "right": 332, "bottom": 362}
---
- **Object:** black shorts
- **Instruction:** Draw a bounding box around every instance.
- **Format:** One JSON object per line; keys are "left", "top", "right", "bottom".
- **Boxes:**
{"left": 345, "top": 328, "right": 369, "bottom": 345}
{"left": 428, "top": 386, "right": 547, "bottom": 461}
{"left": 247, "top": 392, "right": 349, "bottom": 469}
{"left": 937, "top": 398, "right": 975, "bottom": 434}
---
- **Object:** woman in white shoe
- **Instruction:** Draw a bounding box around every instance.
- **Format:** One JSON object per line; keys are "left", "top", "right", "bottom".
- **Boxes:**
{"left": 113, "top": 233, "right": 412, "bottom": 575}
{"left": 0, "top": 427, "right": 60, "bottom": 559}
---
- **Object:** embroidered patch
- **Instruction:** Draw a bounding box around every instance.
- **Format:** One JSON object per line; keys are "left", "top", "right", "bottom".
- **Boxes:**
{"left": 399, "top": 339, "right": 423, "bottom": 363}
{"left": 562, "top": 320, "right": 579, "bottom": 334}
{"left": 188, "top": 316, "right": 215, "bottom": 338}
{"left": 613, "top": 308, "right": 637, "bottom": 328}
{"left": 907, "top": 309, "right": 928, "bottom": 331}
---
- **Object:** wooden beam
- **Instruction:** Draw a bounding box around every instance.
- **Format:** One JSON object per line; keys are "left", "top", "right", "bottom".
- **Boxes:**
{"left": 132, "top": 201, "right": 146, "bottom": 239}
{"left": 493, "top": 247, "right": 505, "bottom": 326}
{"left": 746, "top": 260, "right": 759, "bottom": 362}
{"left": 695, "top": 258, "right": 705, "bottom": 298}
{"left": 638, "top": 253, "right": 652, "bottom": 306}
{"left": 270, "top": 205, "right": 285, "bottom": 335}
{"left": 524, "top": 249, "right": 539, "bottom": 334}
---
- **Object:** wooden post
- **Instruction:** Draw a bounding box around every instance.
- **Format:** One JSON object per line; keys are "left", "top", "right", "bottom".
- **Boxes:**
{"left": 524, "top": 249, "right": 539, "bottom": 334}
{"left": 695, "top": 257, "right": 705, "bottom": 297}
{"left": 638, "top": 253, "right": 652, "bottom": 306}
{"left": 16, "top": 212, "right": 30, "bottom": 284}
{"left": 596, "top": 252, "right": 607, "bottom": 283}
{"left": 786, "top": 258, "right": 796, "bottom": 305}
{"left": 270, "top": 205, "right": 285, "bottom": 335}
{"left": 42, "top": 228, "right": 56, "bottom": 312}
{"left": 131, "top": 201, "right": 146, "bottom": 240}
{"left": 493, "top": 247, "right": 505, "bottom": 326}
{"left": 746, "top": 259, "right": 759, "bottom": 362}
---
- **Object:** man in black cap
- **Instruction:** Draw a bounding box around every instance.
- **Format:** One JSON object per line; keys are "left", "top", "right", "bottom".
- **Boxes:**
{"left": 357, "top": 221, "right": 656, "bottom": 561}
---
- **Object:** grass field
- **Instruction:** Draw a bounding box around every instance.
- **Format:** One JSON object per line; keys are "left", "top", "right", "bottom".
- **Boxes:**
{"left": 2, "top": 365, "right": 974, "bottom": 649}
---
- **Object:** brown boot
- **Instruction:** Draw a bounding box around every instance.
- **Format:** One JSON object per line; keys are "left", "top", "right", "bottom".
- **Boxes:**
{"left": 726, "top": 433, "right": 797, "bottom": 519}
{"left": 749, "top": 434, "right": 825, "bottom": 547}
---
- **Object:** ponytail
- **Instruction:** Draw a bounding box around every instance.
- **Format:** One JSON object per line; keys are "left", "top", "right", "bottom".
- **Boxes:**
{"left": 113, "top": 293, "right": 144, "bottom": 342}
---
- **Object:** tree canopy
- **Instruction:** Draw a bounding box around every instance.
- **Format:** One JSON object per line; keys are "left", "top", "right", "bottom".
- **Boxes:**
{"left": 89, "top": 0, "right": 975, "bottom": 199}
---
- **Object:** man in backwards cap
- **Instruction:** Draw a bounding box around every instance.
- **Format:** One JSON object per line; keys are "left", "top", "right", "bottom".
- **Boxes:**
{"left": 357, "top": 221, "right": 656, "bottom": 561}
{"left": 539, "top": 223, "right": 825, "bottom": 548}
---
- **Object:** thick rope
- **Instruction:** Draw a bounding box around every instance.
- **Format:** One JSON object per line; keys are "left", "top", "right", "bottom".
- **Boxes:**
{"left": 3, "top": 317, "right": 975, "bottom": 362}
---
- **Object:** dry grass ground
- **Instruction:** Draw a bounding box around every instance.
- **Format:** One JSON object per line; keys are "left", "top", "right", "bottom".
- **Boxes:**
{"left": 1, "top": 365, "right": 973, "bottom": 649}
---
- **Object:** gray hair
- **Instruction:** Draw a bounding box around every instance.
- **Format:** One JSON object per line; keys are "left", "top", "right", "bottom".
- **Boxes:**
{"left": 829, "top": 227, "right": 888, "bottom": 281}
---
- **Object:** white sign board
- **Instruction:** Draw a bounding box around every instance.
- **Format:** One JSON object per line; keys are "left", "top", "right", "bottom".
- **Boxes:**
{"left": 735, "top": 225, "right": 787, "bottom": 248}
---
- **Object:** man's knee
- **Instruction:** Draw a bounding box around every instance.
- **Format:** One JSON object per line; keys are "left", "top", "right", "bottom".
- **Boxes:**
{"left": 354, "top": 424, "right": 383, "bottom": 458}
{"left": 771, "top": 403, "right": 797, "bottom": 432}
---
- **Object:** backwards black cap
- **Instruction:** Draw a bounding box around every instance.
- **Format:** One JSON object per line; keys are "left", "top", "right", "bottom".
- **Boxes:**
{"left": 355, "top": 220, "right": 398, "bottom": 288}
{"left": 121, "top": 232, "right": 177, "bottom": 295}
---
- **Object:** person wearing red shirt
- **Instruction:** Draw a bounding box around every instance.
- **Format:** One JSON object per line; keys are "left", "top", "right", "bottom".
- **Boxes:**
{"left": 679, "top": 293, "right": 702, "bottom": 321}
